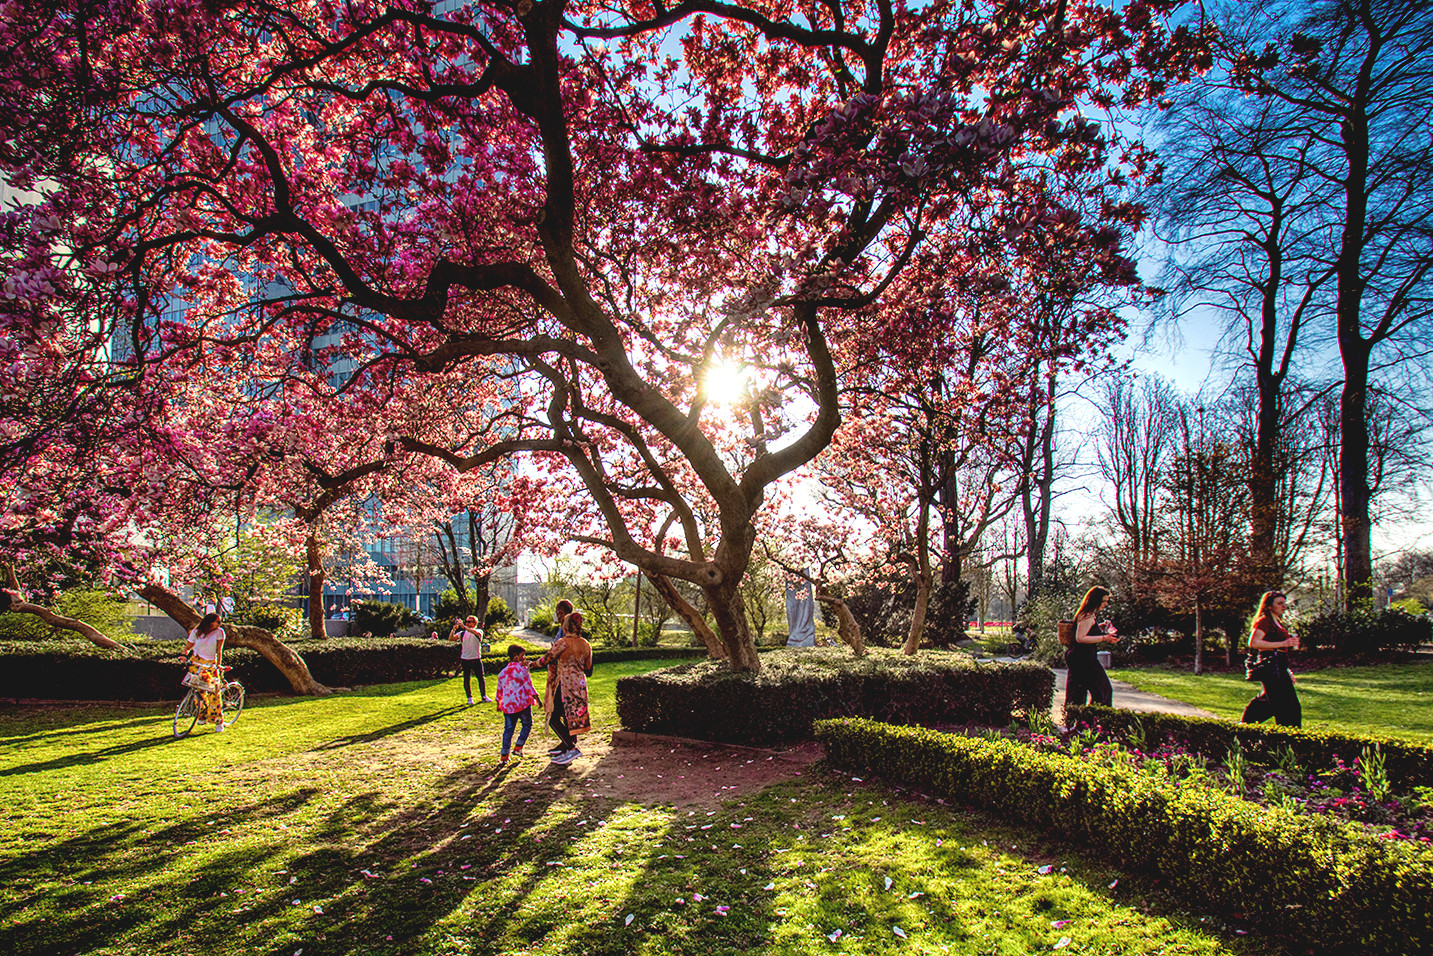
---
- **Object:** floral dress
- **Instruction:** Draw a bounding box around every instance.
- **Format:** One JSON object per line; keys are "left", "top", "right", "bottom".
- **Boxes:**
{"left": 537, "top": 635, "right": 593, "bottom": 736}
{"left": 186, "top": 626, "right": 225, "bottom": 722}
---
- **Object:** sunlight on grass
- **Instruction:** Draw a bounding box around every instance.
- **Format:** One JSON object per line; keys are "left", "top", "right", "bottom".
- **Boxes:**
{"left": 1, "top": 661, "right": 1262, "bottom": 955}
{"left": 1108, "top": 661, "right": 1433, "bottom": 744}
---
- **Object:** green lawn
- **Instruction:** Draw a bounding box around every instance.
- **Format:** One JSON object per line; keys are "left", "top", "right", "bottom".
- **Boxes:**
{"left": 0, "top": 658, "right": 1263, "bottom": 955}
{"left": 1108, "top": 659, "right": 1433, "bottom": 744}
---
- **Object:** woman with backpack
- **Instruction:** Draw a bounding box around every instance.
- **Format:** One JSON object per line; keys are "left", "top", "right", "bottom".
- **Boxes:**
{"left": 1063, "top": 586, "right": 1120, "bottom": 715}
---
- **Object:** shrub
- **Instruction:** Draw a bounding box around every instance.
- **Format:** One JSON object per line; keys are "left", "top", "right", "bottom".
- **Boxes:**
{"left": 839, "top": 574, "right": 972, "bottom": 648}
{"left": 528, "top": 604, "right": 557, "bottom": 634}
{"left": 0, "top": 638, "right": 708, "bottom": 701}
{"left": 816, "top": 717, "right": 1433, "bottom": 956}
{"left": 0, "top": 635, "right": 499, "bottom": 700}
{"left": 1298, "top": 606, "right": 1431, "bottom": 655}
{"left": 228, "top": 603, "right": 304, "bottom": 643}
{"left": 634, "top": 620, "right": 662, "bottom": 647}
{"left": 1066, "top": 703, "right": 1433, "bottom": 791}
{"left": 615, "top": 647, "right": 1052, "bottom": 745}
{"left": 485, "top": 596, "right": 516, "bottom": 628}
{"left": 351, "top": 599, "right": 421, "bottom": 637}
{"left": 432, "top": 586, "right": 474, "bottom": 621}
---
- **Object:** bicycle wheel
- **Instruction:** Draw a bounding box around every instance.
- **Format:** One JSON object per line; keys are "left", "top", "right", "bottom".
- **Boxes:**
{"left": 173, "top": 690, "right": 200, "bottom": 738}
{"left": 221, "top": 681, "right": 245, "bottom": 726}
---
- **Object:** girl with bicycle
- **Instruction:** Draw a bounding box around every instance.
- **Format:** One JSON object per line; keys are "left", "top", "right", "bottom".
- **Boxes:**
{"left": 184, "top": 612, "right": 228, "bottom": 732}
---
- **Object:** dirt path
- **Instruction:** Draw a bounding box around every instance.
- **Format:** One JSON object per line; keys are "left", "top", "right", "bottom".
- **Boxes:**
{"left": 477, "top": 732, "right": 824, "bottom": 809}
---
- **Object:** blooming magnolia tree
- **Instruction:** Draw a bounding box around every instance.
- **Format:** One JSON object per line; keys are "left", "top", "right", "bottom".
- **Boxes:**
{"left": 0, "top": 0, "right": 1207, "bottom": 672}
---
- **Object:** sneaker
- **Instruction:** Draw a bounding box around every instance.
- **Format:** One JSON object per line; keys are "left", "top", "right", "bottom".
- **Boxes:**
{"left": 467, "top": 697, "right": 474, "bottom": 706}
{"left": 513, "top": 746, "right": 524, "bottom": 757}
{"left": 552, "top": 748, "right": 581, "bottom": 765}
{"left": 214, "top": 722, "right": 225, "bottom": 733}
{"left": 499, "top": 753, "right": 509, "bottom": 763}
{"left": 547, "top": 745, "right": 565, "bottom": 755}
{"left": 481, "top": 696, "right": 493, "bottom": 703}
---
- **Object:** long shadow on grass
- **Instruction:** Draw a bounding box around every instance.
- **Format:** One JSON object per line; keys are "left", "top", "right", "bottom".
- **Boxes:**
{"left": 0, "top": 787, "right": 324, "bottom": 956}
{"left": 309, "top": 705, "right": 469, "bottom": 750}
{"left": 221, "top": 754, "right": 613, "bottom": 955}
{"left": 0, "top": 727, "right": 186, "bottom": 777}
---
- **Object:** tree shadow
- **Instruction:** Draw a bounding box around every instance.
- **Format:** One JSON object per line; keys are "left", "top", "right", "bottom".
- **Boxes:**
{"left": 0, "top": 730, "right": 185, "bottom": 777}
{"left": 310, "top": 706, "right": 469, "bottom": 750}
{"left": 0, "top": 787, "right": 323, "bottom": 955}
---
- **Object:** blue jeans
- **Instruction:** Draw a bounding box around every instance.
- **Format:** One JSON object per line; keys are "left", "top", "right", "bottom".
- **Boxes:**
{"left": 502, "top": 707, "right": 533, "bottom": 755}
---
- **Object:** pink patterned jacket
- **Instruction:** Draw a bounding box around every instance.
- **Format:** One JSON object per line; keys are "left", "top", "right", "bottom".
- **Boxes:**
{"left": 495, "top": 661, "right": 540, "bottom": 715}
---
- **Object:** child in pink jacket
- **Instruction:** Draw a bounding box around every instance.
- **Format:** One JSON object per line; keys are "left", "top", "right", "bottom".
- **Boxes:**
{"left": 495, "top": 645, "right": 540, "bottom": 761}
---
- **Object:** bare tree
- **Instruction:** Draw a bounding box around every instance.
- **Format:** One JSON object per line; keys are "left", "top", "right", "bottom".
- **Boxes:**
{"left": 1225, "top": 380, "right": 1337, "bottom": 581}
{"left": 1150, "top": 73, "right": 1335, "bottom": 584}
{"left": 1232, "top": 0, "right": 1433, "bottom": 604}
{"left": 1094, "top": 377, "right": 1183, "bottom": 564}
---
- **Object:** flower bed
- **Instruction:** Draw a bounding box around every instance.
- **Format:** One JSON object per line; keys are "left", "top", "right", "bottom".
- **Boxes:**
{"left": 816, "top": 717, "right": 1433, "bottom": 956}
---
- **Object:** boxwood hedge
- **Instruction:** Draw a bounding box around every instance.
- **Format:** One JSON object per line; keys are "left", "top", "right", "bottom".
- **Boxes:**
{"left": 1066, "top": 703, "right": 1433, "bottom": 790}
{"left": 0, "top": 638, "right": 710, "bottom": 701}
{"left": 615, "top": 647, "right": 1053, "bottom": 745}
{"left": 816, "top": 717, "right": 1433, "bottom": 956}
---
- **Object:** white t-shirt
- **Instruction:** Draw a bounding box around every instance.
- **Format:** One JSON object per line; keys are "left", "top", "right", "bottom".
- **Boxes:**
{"left": 189, "top": 626, "right": 225, "bottom": 661}
{"left": 459, "top": 628, "right": 484, "bottom": 660}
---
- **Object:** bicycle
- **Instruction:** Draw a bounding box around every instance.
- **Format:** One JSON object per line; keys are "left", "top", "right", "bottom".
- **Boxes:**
{"left": 174, "top": 659, "right": 245, "bottom": 738}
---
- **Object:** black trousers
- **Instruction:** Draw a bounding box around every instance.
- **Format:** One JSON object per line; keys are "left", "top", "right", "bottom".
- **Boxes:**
{"left": 461, "top": 658, "right": 486, "bottom": 700}
{"left": 1242, "top": 660, "right": 1301, "bottom": 727}
{"left": 549, "top": 686, "right": 577, "bottom": 751}
{"left": 1065, "top": 647, "right": 1113, "bottom": 709}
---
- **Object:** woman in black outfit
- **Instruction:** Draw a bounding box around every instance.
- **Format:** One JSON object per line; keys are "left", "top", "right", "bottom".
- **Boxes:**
{"left": 1064, "top": 585, "right": 1119, "bottom": 714}
{"left": 1241, "top": 590, "right": 1302, "bottom": 727}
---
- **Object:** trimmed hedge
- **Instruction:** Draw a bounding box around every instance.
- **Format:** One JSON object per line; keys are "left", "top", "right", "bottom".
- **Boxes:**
{"left": 816, "top": 717, "right": 1433, "bottom": 956}
{"left": 0, "top": 637, "right": 711, "bottom": 701}
{"left": 615, "top": 647, "right": 1052, "bottom": 744}
{"left": 1066, "top": 703, "right": 1433, "bottom": 790}
{"left": 1299, "top": 606, "right": 1431, "bottom": 654}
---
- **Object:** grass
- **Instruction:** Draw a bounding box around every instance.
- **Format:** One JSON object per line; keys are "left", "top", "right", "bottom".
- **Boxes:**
{"left": 1108, "top": 659, "right": 1433, "bottom": 744}
{"left": 1, "top": 657, "right": 1264, "bottom": 955}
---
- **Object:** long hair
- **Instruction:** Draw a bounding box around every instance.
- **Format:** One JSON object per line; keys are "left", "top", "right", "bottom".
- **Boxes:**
{"left": 196, "top": 612, "right": 220, "bottom": 636}
{"left": 1255, "top": 591, "right": 1286, "bottom": 619}
{"left": 563, "top": 610, "right": 584, "bottom": 637}
{"left": 555, "top": 599, "right": 574, "bottom": 624}
{"left": 1074, "top": 586, "right": 1110, "bottom": 621}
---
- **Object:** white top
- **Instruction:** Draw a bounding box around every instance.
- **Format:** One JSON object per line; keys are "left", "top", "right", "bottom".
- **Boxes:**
{"left": 459, "top": 627, "right": 484, "bottom": 660}
{"left": 189, "top": 626, "right": 225, "bottom": 661}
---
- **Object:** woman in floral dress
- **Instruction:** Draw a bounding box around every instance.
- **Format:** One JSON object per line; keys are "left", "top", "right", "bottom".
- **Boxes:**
{"left": 536, "top": 611, "right": 593, "bottom": 764}
{"left": 183, "top": 612, "right": 227, "bottom": 731}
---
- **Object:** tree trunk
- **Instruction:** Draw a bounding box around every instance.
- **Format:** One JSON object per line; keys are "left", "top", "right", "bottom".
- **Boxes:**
{"left": 631, "top": 571, "right": 642, "bottom": 648}
{"left": 649, "top": 573, "right": 726, "bottom": 661}
{"left": 1193, "top": 596, "right": 1204, "bottom": 676}
{"left": 816, "top": 590, "right": 866, "bottom": 657}
{"left": 472, "top": 571, "right": 491, "bottom": 630}
{"left": 137, "top": 583, "right": 331, "bottom": 695}
{"left": 902, "top": 558, "right": 932, "bottom": 656}
{"left": 10, "top": 602, "right": 129, "bottom": 651}
{"left": 1338, "top": 346, "right": 1373, "bottom": 608}
{"left": 705, "top": 577, "right": 761, "bottom": 672}
{"left": 306, "top": 526, "right": 326, "bottom": 641}
{"left": 1023, "top": 370, "right": 1057, "bottom": 599}
{"left": 1336, "top": 91, "right": 1373, "bottom": 610}
{"left": 1250, "top": 328, "right": 1281, "bottom": 587}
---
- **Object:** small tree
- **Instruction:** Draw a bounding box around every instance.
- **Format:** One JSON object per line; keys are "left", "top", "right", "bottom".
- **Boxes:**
{"left": 1150, "top": 407, "right": 1252, "bottom": 673}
